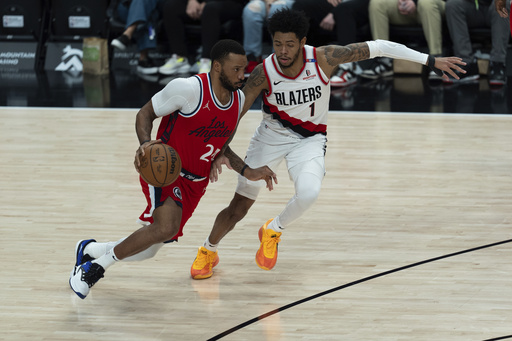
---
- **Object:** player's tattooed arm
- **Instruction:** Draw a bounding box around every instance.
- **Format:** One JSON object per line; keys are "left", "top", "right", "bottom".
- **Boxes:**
{"left": 224, "top": 146, "right": 278, "bottom": 190}
{"left": 322, "top": 43, "right": 370, "bottom": 66}
{"left": 223, "top": 146, "right": 246, "bottom": 174}
{"left": 241, "top": 64, "right": 268, "bottom": 117}
{"left": 319, "top": 43, "right": 370, "bottom": 76}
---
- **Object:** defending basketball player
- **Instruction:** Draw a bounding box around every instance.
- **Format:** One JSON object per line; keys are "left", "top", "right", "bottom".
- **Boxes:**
{"left": 190, "top": 9, "right": 466, "bottom": 279}
{"left": 69, "top": 39, "right": 277, "bottom": 299}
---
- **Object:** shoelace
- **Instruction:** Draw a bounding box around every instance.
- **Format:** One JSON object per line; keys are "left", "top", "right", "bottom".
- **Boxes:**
{"left": 264, "top": 232, "right": 281, "bottom": 254}
{"left": 197, "top": 250, "right": 216, "bottom": 269}
{"left": 81, "top": 263, "right": 105, "bottom": 288}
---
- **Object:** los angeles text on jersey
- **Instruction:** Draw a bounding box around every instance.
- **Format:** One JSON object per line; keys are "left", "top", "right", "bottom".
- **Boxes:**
{"left": 274, "top": 86, "right": 322, "bottom": 106}
{"left": 188, "top": 116, "right": 233, "bottom": 143}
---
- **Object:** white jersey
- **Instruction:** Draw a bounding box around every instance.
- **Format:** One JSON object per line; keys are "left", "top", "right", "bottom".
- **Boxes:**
{"left": 262, "top": 45, "right": 331, "bottom": 138}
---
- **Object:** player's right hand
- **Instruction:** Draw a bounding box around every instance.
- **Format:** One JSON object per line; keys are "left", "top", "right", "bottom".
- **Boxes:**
{"left": 209, "top": 154, "right": 233, "bottom": 183}
{"left": 134, "top": 139, "right": 162, "bottom": 173}
{"left": 244, "top": 166, "right": 278, "bottom": 191}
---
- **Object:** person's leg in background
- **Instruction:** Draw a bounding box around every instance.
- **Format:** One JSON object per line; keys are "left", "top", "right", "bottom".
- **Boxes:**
{"left": 159, "top": 0, "right": 193, "bottom": 75}
{"left": 242, "top": 0, "right": 266, "bottom": 74}
{"left": 199, "top": 0, "right": 245, "bottom": 73}
{"left": 111, "top": 0, "right": 164, "bottom": 74}
{"left": 445, "top": 0, "right": 482, "bottom": 83}
{"left": 361, "top": 0, "right": 404, "bottom": 79}
{"left": 331, "top": 0, "right": 370, "bottom": 86}
{"left": 487, "top": 0, "right": 510, "bottom": 85}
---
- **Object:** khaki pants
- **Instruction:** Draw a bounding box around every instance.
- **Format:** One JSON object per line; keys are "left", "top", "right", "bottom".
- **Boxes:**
{"left": 369, "top": 0, "right": 446, "bottom": 55}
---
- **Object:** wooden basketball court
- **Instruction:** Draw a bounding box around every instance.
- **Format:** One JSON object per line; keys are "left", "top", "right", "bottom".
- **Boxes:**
{"left": 1, "top": 107, "right": 511, "bottom": 340}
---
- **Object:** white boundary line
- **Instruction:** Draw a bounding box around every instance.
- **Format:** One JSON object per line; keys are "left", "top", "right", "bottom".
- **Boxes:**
{"left": 1, "top": 106, "right": 511, "bottom": 118}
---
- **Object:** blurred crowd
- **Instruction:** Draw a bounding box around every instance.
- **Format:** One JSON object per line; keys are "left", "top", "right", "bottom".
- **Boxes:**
{"left": 110, "top": 0, "right": 511, "bottom": 87}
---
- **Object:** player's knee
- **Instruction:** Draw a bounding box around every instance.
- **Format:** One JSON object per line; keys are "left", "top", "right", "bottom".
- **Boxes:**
{"left": 296, "top": 186, "right": 320, "bottom": 210}
{"left": 153, "top": 222, "right": 179, "bottom": 243}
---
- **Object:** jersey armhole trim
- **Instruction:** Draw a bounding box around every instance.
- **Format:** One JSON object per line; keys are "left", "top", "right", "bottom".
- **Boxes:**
{"left": 179, "top": 75, "right": 203, "bottom": 116}
{"left": 313, "top": 47, "right": 330, "bottom": 85}
{"left": 263, "top": 59, "right": 272, "bottom": 97}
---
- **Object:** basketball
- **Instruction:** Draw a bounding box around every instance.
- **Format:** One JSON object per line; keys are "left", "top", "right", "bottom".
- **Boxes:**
{"left": 139, "top": 143, "right": 182, "bottom": 187}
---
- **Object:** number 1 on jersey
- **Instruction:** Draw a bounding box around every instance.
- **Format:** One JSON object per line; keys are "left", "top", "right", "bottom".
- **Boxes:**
{"left": 309, "top": 102, "right": 315, "bottom": 117}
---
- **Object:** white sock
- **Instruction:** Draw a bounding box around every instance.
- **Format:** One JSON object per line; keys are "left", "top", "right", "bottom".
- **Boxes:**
{"left": 123, "top": 243, "right": 163, "bottom": 262}
{"left": 203, "top": 238, "right": 218, "bottom": 252}
{"left": 92, "top": 248, "right": 118, "bottom": 270}
{"left": 84, "top": 238, "right": 126, "bottom": 259}
{"left": 267, "top": 216, "right": 284, "bottom": 233}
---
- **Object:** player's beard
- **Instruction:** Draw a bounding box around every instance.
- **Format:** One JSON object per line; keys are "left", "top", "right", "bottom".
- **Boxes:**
{"left": 220, "top": 69, "right": 241, "bottom": 92}
{"left": 278, "top": 48, "right": 301, "bottom": 69}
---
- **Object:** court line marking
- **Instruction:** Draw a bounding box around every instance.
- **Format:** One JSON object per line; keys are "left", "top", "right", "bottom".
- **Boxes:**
{"left": 1, "top": 107, "right": 512, "bottom": 118}
{"left": 208, "top": 238, "right": 512, "bottom": 340}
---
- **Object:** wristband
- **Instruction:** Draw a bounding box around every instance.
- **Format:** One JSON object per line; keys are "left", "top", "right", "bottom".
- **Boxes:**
{"left": 240, "top": 164, "right": 249, "bottom": 176}
{"left": 428, "top": 55, "right": 443, "bottom": 76}
{"left": 140, "top": 139, "right": 150, "bottom": 146}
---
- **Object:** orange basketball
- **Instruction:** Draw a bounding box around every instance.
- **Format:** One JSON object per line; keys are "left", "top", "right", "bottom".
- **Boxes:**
{"left": 139, "top": 143, "right": 182, "bottom": 187}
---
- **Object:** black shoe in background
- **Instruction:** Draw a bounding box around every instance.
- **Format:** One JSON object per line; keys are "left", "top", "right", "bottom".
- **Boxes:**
{"left": 137, "top": 59, "right": 159, "bottom": 75}
{"left": 489, "top": 61, "right": 506, "bottom": 86}
{"left": 111, "top": 34, "right": 131, "bottom": 51}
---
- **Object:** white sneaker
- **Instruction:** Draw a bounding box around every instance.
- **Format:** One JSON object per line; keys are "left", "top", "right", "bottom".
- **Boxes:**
{"left": 69, "top": 261, "right": 105, "bottom": 299}
{"left": 198, "top": 58, "right": 211, "bottom": 74}
{"left": 158, "top": 54, "right": 191, "bottom": 75}
{"left": 331, "top": 63, "right": 357, "bottom": 87}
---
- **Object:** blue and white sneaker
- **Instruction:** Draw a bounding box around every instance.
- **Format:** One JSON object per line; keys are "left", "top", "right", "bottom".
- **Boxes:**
{"left": 69, "top": 261, "right": 105, "bottom": 299}
{"left": 74, "top": 239, "right": 96, "bottom": 267}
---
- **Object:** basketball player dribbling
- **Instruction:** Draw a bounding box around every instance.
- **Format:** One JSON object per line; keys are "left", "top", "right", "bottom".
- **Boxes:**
{"left": 190, "top": 8, "right": 467, "bottom": 279}
{"left": 69, "top": 39, "right": 277, "bottom": 299}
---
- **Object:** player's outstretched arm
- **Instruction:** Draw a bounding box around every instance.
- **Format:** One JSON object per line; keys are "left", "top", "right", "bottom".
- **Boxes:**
{"left": 318, "top": 40, "right": 466, "bottom": 81}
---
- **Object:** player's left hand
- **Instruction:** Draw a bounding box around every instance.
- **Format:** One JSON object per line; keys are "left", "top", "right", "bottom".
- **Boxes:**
{"left": 244, "top": 166, "right": 278, "bottom": 191}
{"left": 209, "top": 154, "right": 232, "bottom": 183}
{"left": 431, "top": 57, "right": 467, "bottom": 81}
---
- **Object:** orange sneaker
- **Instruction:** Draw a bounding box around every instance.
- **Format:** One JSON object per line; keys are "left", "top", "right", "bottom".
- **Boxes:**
{"left": 191, "top": 246, "right": 219, "bottom": 280}
{"left": 255, "top": 219, "right": 282, "bottom": 270}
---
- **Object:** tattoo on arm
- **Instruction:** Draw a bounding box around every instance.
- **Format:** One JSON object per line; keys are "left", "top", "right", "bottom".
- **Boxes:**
{"left": 241, "top": 64, "right": 267, "bottom": 116}
{"left": 224, "top": 146, "right": 246, "bottom": 174}
{"left": 244, "top": 64, "right": 266, "bottom": 90}
{"left": 323, "top": 43, "right": 370, "bottom": 67}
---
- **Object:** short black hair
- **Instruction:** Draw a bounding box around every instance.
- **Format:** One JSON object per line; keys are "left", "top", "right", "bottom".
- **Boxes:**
{"left": 267, "top": 8, "right": 309, "bottom": 41}
{"left": 210, "top": 39, "right": 246, "bottom": 64}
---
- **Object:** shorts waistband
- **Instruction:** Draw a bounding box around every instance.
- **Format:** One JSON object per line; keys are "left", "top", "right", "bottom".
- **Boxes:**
{"left": 180, "top": 168, "right": 207, "bottom": 182}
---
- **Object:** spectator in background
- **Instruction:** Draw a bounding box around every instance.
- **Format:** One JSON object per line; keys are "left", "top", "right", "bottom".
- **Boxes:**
{"left": 361, "top": 0, "right": 446, "bottom": 81}
{"left": 159, "top": 0, "right": 247, "bottom": 76}
{"left": 242, "top": 0, "right": 295, "bottom": 76}
{"left": 444, "top": 0, "right": 510, "bottom": 85}
{"left": 495, "top": 0, "right": 512, "bottom": 37}
{"left": 292, "top": 0, "right": 371, "bottom": 87}
{"left": 292, "top": 0, "right": 343, "bottom": 46}
{"left": 330, "top": 0, "right": 371, "bottom": 87}
{"left": 111, "top": 0, "right": 166, "bottom": 75}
